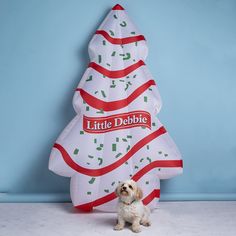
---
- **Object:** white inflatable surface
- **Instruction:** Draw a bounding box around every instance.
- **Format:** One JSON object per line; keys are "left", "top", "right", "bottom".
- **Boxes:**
{"left": 49, "top": 4, "right": 183, "bottom": 212}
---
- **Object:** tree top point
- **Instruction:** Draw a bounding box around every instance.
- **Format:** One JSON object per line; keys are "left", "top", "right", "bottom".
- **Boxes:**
{"left": 112, "top": 4, "right": 125, "bottom": 10}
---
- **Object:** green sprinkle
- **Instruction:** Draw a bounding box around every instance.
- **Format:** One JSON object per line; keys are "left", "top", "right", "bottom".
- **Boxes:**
{"left": 122, "top": 138, "right": 128, "bottom": 142}
{"left": 146, "top": 181, "right": 149, "bottom": 185}
{"left": 86, "top": 106, "right": 89, "bottom": 111}
{"left": 123, "top": 53, "right": 131, "bottom": 60}
{"left": 119, "top": 79, "right": 125, "bottom": 82}
{"left": 111, "top": 181, "right": 116, "bottom": 186}
{"left": 101, "top": 90, "right": 106, "bottom": 98}
{"left": 119, "top": 53, "right": 131, "bottom": 60}
{"left": 144, "top": 96, "right": 148, "bottom": 102}
{"left": 140, "top": 158, "right": 144, "bottom": 162}
{"left": 94, "top": 138, "right": 97, "bottom": 143}
{"left": 147, "top": 145, "right": 149, "bottom": 150}
{"left": 135, "top": 42, "right": 138, "bottom": 46}
{"left": 158, "top": 151, "right": 162, "bottom": 154}
{"left": 80, "top": 131, "right": 84, "bottom": 134}
{"left": 100, "top": 144, "right": 103, "bottom": 147}
{"left": 87, "top": 191, "right": 91, "bottom": 195}
{"left": 110, "top": 85, "right": 116, "bottom": 88}
{"left": 127, "top": 135, "right": 132, "bottom": 138}
{"left": 86, "top": 162, "right": 90, "bottom": 165}
{"left": 116, "top": 137, "right": 119, "bottom": 142}
{"left": 125, "top": 161, "right": 128, "bottom": 165}
{"left": 109, "top": 30, "right": 114, "bottom": 36}
{"left": 98, "top": 157, "right": 103, "bottom": 165}
{"left": 111, "top": 51, "right": 116, "bottom": 56}
{"left": 96, "top": 109, "right": 104, "bottom": 114}
{"left": 89, "top": 177, "right": 96, "bottom": 184}
{"left": 164, "top": 154, "right": 168, "bottom": 157}
{"left": 103, "top": 75, "right": 106, "bottom": 78}
{"left": 126, "top": 145, "right": 130, "bottom": 151}
{"left": 158, "top": 168, "right": 161, "bottom": 171}
{"left": 112, "top": 143, "right": 116, "bottom": 151}
{"left": 96, "top": 147, "right": 102, "bottom": 151}
{"left": 73, "top": 148, "right": 79, "bottom": 155}
{"left": 83, "top": 100, "right": 86, "bottom": 104}
{"left": 131, "top": 31, "right": 135, "bottom": 35}
{"left": 88, "top": 155, "right": 94, "bottom": 159}
{"left": 106, "top": 63, "right": 111, "bottom": 67}
{"left": 124, "top": 84, "right": 129, "bottom": 90}
{"left": 141, "top": 126, "right": 146, "bottom": 129}
{"left": 128, "top": 81, "right": 132, "bottom": 85}
{"left": 147, "top": 157, "right": 152, "bottom": 163}
{"left": 86, "top": 75, "right": 93, "bottom": 82}
{"left": 94, "top": 91, "right": 98, "bottom": 94}
{"left": 133, "top": 74, "right": 137, "bottom": 78}
{"left": 135, "top": 165, "right": 139, "bottom": 169}
{"left": 148, "top": 88, "right": 152, "bottom": 91}
{"left": 98, "top": 55, "right": 102, "bottom": 63}
{"left": 112, "top": 80, "right": 115, "bottom": 84}
{"left": 129, "top": 174, "right": 132, "bottom": 177}
{"left": 102, "top": 40, "right": 106, "bottom": 45}
{"left": 152, "top": 122, "right": 156, "bottom": 126}
{"left": 115, "top": 152, "right": 122, "bottom": 158}
{"left": 120, "top": 21, "right": 127, "bottom": 27}
{"left": 104, "top": 189, "right": 109, "bottom": 193}
{"left": 113, "top": 14, "right": 118, "bottom": 19}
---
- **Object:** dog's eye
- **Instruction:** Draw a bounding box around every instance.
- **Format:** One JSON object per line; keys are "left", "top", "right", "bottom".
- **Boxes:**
{"left": 121, "top": 184, "right": 124, "bottom": 187}
{"left": 128, "top": 185, "right": 133, "bottom": 189}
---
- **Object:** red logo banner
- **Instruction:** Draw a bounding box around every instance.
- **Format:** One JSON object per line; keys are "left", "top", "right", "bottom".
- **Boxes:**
{"left": 83, "top": 110, "right": 151, "bottom": 133}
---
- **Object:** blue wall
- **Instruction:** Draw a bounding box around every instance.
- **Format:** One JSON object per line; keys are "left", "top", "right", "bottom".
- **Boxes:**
{"left": 1, "top": 0, "right": 236, "bottom": 202}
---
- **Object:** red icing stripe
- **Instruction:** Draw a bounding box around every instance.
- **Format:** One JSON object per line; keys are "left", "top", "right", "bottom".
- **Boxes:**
{"left": 75, "top": 159, "right": 182, "bottom": 211}
{"left": 88, "top": 60, "right": 145, "bottom": 78}
{"left": 75, "top": 189, "right": 160, "bottom": 212}
{"left": 112, "top": 4, "right": 124, "bottom": 10}
{"left": 76, "top": 79, "right": 155, "bottom": 111}
{"left": 132, "top": 160, "right": 183, "bottom": 182}
{"left": 95, "top": 30, "right": 145, "bottom": 45}
{"left": 142, "top": 189, "right": 160, "bottom": 205}
{"left": 76, "top": 192, "right": 116, "bottom": 212}
{"left": 53, "top": 126, "right": 167, "bottom": 176}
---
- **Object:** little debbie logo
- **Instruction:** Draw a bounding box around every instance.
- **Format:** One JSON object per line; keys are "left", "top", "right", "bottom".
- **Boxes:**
{"left": 83, "top": 111, "right": 151, "bottom": 133}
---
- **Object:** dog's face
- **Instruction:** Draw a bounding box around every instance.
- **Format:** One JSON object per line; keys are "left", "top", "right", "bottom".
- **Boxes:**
{"left": 115, "top": 180, "right": 143, "bottom": 201}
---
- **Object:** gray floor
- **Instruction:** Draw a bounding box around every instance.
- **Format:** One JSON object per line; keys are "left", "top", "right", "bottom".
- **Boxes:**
{"left": 0, "top": 202, "right": 236, "bottom": 236}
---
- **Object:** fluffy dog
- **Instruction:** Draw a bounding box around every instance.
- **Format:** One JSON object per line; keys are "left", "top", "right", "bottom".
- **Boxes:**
{"left": 114, "top": 180, "right": 151, "bottom": 233}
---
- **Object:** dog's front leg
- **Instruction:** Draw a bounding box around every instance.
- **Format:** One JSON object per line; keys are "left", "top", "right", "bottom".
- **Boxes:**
{"left": 141, "top": 206, "right": 151, "bottom": 227}
{"left": 131, "top": 217, "right": 141, "bottom": 233}
{"left": 114, "top": 216, "right": 125, "bottom": 231}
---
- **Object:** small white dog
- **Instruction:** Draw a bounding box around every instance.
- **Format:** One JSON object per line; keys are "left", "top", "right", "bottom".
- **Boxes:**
{"left": 114, "top": 180, "right": 151, "bottom": 233}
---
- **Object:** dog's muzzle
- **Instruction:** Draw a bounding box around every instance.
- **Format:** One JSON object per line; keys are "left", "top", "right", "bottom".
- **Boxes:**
{"left": 121, "top": 186, "right": 128, "bottom": 194}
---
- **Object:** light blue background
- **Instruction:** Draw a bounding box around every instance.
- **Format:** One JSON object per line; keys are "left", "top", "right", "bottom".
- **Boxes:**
{"left": 0, "top": 0, "right": 236, "bottom": 202}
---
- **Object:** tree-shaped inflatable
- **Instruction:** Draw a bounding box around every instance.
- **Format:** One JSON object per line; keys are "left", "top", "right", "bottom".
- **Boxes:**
{"left": 49, "top": 4, "right": 183, "bottom": 212}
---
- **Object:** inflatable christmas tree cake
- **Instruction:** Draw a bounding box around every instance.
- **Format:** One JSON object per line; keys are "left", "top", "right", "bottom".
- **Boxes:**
{"left": 49, "top": 4, "right": 183, "bottom": 212}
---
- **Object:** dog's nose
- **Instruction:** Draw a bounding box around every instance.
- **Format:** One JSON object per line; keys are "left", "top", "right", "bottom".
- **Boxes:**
{"left": 122, "top": 186, "right": 127, "bottom": 190}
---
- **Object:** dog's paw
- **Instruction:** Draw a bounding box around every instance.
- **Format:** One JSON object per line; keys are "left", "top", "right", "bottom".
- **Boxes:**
{"left": 141, "top": 220, "right": 151, "bottom": 227}
{"left": 114, "top": 224, "right": 124, "bottom": 231}
{"left": 131, "top": 226, "right": 141, "bottom": 233}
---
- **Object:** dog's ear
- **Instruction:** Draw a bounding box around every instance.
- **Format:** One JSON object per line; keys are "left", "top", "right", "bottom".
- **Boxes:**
{"left": 115, "top": 183, "right": 120, "bottom": 197}
{"left": 135, "top": 186, "right": 143, "bottom": 200}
